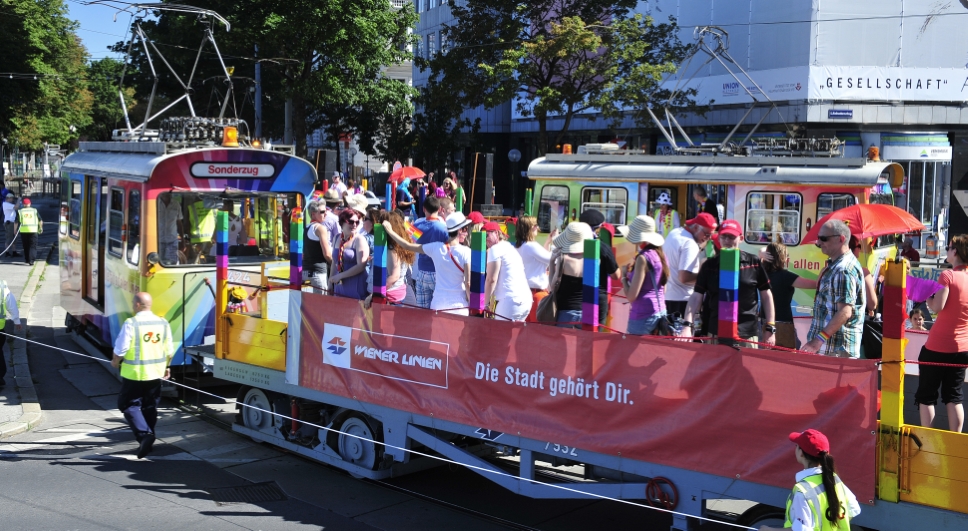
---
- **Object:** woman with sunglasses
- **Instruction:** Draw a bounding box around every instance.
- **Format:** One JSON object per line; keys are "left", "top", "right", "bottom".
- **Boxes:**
{"left": 329, "top": 209, "right": 370, "bottom": 300}
{"left": 916, "top": 235, "right": 968, "bottom": 433}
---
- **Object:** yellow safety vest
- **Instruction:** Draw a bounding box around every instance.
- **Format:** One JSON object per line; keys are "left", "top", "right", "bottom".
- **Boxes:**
{"left": 784, "top": 473, "right": 852, "bottom": 531}
{"left": 18, "top": 207, "right": 40, "bottom": 233}
{"left": 188, "top": 201, "right": 216, "bottom": 244}
{"left": 119, "top": 314, "right": 173, "bottom": 381}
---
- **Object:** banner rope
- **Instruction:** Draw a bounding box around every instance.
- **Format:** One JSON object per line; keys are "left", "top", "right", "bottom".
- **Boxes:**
{"left": 0, "top": 331, "right": 757, "bottom": 530}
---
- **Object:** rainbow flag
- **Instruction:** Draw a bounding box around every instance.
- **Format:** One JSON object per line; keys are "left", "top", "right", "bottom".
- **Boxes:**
{"left": 405, "top": 221, "right": 423, "bottom": 242}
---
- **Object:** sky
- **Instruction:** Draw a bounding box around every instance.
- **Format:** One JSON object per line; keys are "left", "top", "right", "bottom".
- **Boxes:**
{"left": 66, "top": 1, "right": 134, "bottom": 60}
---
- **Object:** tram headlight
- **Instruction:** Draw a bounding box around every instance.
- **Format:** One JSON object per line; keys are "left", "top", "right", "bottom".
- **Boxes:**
{"left": 222, "top": 126, "right": 240, "bottom": 148}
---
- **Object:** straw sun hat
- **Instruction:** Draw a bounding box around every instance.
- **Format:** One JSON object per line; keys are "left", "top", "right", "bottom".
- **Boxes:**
{"left": 553, "top": 222, "right": 594, "bottom": 254}
{"left": 617, "top": 215, "right": 665, "bottom": 247}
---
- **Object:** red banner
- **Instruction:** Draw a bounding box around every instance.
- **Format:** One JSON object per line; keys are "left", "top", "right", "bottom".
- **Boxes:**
{"left": 300, "top": 293, "right": 878, "bottom": 502}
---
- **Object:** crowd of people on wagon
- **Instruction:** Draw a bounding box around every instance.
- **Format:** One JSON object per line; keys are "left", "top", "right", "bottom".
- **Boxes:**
{"left": 303, "top": 175, "right": 967, "bottom": 434}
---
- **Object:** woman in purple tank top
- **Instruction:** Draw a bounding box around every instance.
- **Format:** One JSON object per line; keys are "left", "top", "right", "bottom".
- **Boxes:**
{"left": 619, "top": 215, "right": 669, "bottom": 336}
{"left": 330, "top": 209, "right": 370, "bottom": 300}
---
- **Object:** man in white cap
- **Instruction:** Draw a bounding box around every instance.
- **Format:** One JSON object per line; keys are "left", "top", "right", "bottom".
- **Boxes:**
{"left": 680, "top": 219, "right": 775, "bottom": 347}
{"left": 652, "top": 192, "right": 680, "bottom": 238}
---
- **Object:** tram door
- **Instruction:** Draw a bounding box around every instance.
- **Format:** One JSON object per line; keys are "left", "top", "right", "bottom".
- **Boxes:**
{"left": 82, "top": 177, "right": 107, "bottom": 309}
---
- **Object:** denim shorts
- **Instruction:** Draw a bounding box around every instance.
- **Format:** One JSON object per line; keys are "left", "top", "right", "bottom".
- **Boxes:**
{"left": 557, "top": 309, "right": 583, "bottom": 329}
{"left": 627, "top": 312, "right": 667, "bottom": 336}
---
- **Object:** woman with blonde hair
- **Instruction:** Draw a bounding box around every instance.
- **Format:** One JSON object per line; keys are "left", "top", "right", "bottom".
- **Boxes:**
{"left": 514, "top": 216, "right": 558, "bottom": 322}
{"left": 365, "top": 210, "right": 415, "bottom": 306}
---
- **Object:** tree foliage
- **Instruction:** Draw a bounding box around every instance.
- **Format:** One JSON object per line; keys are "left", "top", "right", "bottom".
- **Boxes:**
{"left": 0, "top": 0, "right": 92, "bottom": 150}
{"left": 427, "top": 0, "right": 695, "bottom": 155}
{"left": 111, "top": 0, "right": 418, "bottom": 158}
{"left": 82, "top": 58, "right": 137, "bottom": 141}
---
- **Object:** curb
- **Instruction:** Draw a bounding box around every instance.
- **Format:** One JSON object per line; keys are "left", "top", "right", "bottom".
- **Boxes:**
{"left": 0, "top": 244, "right": 53, "bottom": 439}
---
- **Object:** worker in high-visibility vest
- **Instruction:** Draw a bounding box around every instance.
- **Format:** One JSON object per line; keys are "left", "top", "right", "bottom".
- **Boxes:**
{"left": 110, "top": 292, "right": 174, "bottom": 459}
{"left": 759, "top": 429, "right": 861, "bottom": 531}
{"left": 0, "top": 279, "right": 24, "bottom": 388}
{"left": 187, "top": 197, "right": 216, "bottom": 260}
{"left": 17, "top": 197, "right": 41, "bottom": 266}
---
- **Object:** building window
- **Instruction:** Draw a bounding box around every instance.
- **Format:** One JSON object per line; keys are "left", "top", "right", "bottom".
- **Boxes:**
{"left": 429, "top": 0, "right": 437, "bottom": 8}
{"left": 817, "top": 192, "right": 856, "bottom": 220}
{"left": 428, "top": 33, "right": 436, "bottom": 57}
{"left": 108, "top": 188, "right": 124, "bottom": 258}
{"left": 416, "top": 0, "right": 426, "bottom": 13}
{"left": 440, "top": 32, "right": 448, "bottom": 54}
{"left": 127, "top": 190, "right": 140, "bottom": 265}
{"left": 538, "top": 185, "right": 569, "bottom": 232}
{"left": 745, "top": 192, "right": 801, "bottom": 245}
{"left": 901, "top": 161, "right": 949, "bottom": 229}
{"left": 69, "top": 179, "right": 82, "bottom": 240}
{"left": 581, "top": 187, "right": 627, "bottom": 226}
{"left": 414, "top": 38, "right": 423, "bottom": 60}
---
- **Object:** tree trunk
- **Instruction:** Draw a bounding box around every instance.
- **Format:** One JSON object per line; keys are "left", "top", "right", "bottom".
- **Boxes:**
{"left": 292, "top": 91, "right": 308, "bottom": 158}
{"left": 537, "top": 113, "right": 549, "bottom": 156}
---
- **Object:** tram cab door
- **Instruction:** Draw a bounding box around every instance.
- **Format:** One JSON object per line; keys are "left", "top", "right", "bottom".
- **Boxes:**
{"left": 82, "top": 177, "right": 107, "bottom": 310}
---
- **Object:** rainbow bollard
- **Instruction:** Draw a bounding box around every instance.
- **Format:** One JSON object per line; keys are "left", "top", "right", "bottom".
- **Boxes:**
{"left": 469, "top": 231, "right": 486, "bottom": 316}
{"left": 215, "top": 211, "right": 228, "bottom": 357}
{"left": 386, "top": 183, "right": 393, "bottom": 211}
{"left": 599, "top": 226, "right": 614, "bottom": 329}
{"left": 289, "top": 207, "right": 303, "bottom": 290}
{"left": 372, "top": 224, "right": 388, "bottom": 303}
{"left": 582, "top": 239, "right": 600, "bottom": 332}
{"left": 718, "top": 248, "right": 740, "bottom": 342}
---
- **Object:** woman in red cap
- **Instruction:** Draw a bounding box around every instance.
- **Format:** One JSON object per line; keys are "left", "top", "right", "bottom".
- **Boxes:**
{"left": 760, "top": 429, "right": 860, "bottom": 531}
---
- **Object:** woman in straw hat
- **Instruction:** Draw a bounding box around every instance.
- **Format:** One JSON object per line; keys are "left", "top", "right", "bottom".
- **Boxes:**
{"left": 549, "top": 222, "right": 595, "bottom": 328}
{"left": 618, "top": 216, "right": 670, "bottom": 335}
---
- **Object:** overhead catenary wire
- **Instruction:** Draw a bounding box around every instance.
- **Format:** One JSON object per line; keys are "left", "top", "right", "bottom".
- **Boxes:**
{"left": 0, "top": 330, "right": 759, "bottom": 530}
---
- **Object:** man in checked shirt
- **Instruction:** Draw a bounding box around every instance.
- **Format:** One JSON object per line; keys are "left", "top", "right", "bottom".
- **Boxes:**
{"left": 802, "top": 220, "right": 866, "bottom": 358}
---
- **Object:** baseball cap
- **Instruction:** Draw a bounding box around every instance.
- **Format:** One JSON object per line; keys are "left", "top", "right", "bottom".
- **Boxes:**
{"left": 468, "top": 211, "right": 485, "bottom": 225}
{"left": 482, "top": 221, "right": 501, "bottom": 232}
{"left": 22, "top": 198, "right": 31, "bottom": 206}
{"left": 719, "top": 219, "right": 743, "bottom": 238}
{"left": 685, "top": 212, "right": 717, "bottom": 232}
{"left": 578, "top": 209, "right": 605, "bottom": 228}
{"left": 789, "top": 429, "right": 830, "bottom": 458}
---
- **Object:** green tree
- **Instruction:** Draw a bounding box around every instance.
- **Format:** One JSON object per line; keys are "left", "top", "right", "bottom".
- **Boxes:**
{"left": 82, "top": 58, "right": 137, "bottom": 141}
{"left": 113, "top": 1, "right": 418, "bottom": 157}
{"left": 411, "top": 80, "right": 478, "bottom": 176}
{"left": 0, "top": 0, "right": 92, "bottom": 150}
{"left": 427, "top": 1, "right": 693, "bottom": 155}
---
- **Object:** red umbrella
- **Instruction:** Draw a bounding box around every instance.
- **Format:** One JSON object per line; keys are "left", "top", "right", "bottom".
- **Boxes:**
{"left": 802, "top": 204, "right": 925, "bottom": 244}
{"left": 388, "top": 166, "right": 426, "bottom": 184}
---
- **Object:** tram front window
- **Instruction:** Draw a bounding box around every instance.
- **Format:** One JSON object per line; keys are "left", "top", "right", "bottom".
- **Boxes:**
{"left": 157, "top": 192, "right": 295, "bottom": 266}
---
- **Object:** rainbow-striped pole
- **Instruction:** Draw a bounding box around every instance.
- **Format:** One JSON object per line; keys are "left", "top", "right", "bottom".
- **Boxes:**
{"left": 599, "top": 226, "right": 614, "bottom": 329}
{"left": 581, "top": 239, "right": 600, "bottom": 331}
{"left": 289, "top": 207, "right": 304, "bottom": 290}
{"left": 524, "top": 189, "right": 533, "bottom": 216}
{"left": 372, "top": 224, "right": 388, "bottom": 303}
{"left": 469, "top": 231, "right": 486, "bottom": 315}
{"left": 717, "top": 248, "right": 740, "bottom": 342}
{"left": 386, "top": 182, "right": 394, "bottom": 212}
{"left": 878, "top": 259, "right": 908, "bottom": 502}
{"left": 215, "top": 211, "right": 228, "bottom": 357}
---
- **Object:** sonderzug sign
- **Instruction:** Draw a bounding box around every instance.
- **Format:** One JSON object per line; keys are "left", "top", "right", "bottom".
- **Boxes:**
{"left": 190, "top": 162, "right": 276, "bottom": 178}
{"left": 321, "top": 323, "right": 450, "bottom": 388}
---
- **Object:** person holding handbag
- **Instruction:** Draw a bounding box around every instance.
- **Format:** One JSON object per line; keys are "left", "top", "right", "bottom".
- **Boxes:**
{"left": 618, "top": 216, "right": 670, "bottom": 336}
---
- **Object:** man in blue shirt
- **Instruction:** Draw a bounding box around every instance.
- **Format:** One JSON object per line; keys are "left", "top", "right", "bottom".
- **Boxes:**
{"left": 412, "top": 196, "right": 449, "bottom": 308}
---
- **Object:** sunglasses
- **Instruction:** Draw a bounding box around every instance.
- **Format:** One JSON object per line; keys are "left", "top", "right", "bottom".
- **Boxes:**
{"left": 816, "top": 235, "right": 838, "bottom": 242}
{"left": 346, "top": 219, "right": 360, "bottom": 226}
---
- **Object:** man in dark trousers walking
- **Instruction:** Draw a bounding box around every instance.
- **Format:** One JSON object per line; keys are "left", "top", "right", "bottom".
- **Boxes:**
{"left": 17, "top": 197, "right": 41, "bottom": 265}
{"left": 110, "top": 292, "right": 174, "bottom": 458}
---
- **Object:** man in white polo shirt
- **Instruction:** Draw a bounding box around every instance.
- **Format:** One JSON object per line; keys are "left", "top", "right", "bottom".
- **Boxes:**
{"left": 662, "top": 212, "right": 716, "bottom": 319}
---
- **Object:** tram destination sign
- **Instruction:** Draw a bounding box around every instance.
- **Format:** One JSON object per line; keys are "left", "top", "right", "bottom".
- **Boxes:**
{"left": 190, "top": 162, "right": 276, "bottom": 178}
